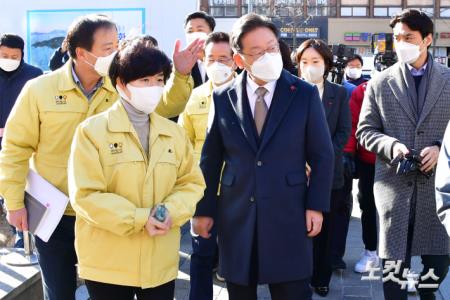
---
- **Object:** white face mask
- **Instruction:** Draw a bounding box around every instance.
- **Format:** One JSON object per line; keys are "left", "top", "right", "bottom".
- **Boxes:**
{"left": 86, "top": 51, "right": 117, "bottom": 77}
{"left": 395, "top": 41, "right": 423, "bottom": 64}
{"left": 186, "top": 32, "right": 208, "bottom": 45}
{"left": 117, "top": 84, "right": 164, "bottom": 114}
{"left": 301, "top": 65, "right": 325, "bottom": 84}
{"left": 206, "top": 62, "right": 233, "bottom": 85}
{"left": 0, "top": 58, "right": 20, "bottom": 72}
{"left": 249, "top": 52, "right": 283, "bottom": 82}
{"left": 346, "top": 67, "right": 362, "bottom": 80}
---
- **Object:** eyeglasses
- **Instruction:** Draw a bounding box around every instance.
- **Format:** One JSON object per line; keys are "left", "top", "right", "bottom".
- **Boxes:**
{"left": 206, "top": 58, "right": 233, "bottom": 65}
{"left": 241, "top": 45, "right": 280, "bottom": 60}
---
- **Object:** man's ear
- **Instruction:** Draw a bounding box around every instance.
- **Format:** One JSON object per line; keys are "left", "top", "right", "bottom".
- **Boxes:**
{"left": 233, "top": 53, "right": 245, "bottom": 70}
{"left": 75, "top": 47, "right": 88, "bottom": 61}
{"left": 424, "top": 33, "right": 433, "bottom": 48}
{"left": 116, "top": 77, "right": 124, "bottom": 89}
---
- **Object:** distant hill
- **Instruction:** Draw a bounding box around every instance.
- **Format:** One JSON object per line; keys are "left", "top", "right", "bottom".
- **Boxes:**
{"left": 32, "top": 36, "right": 65, "bottom": 49}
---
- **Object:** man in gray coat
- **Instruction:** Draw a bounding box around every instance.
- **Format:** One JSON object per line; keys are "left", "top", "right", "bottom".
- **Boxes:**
{"left": 436, "top": 122, "right": 450, "bottom": 237}
{"left": 357, "top": 9, "right": 450, "bottom": 300}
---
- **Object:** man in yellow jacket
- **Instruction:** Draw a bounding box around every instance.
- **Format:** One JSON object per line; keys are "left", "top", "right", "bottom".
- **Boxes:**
{"left": 0, "top": 14, "right": 202, "bottom": 300}
{"left": 178, "top": 32, "right": 236, "bottom": 300}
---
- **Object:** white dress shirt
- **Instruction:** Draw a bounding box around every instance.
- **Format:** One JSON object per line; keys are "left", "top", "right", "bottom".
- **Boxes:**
{"left": 246, "top": 75, "right": 277, "bottom": 117}
{"left": 314, "top": 80, "right": 325, "bottom": 100}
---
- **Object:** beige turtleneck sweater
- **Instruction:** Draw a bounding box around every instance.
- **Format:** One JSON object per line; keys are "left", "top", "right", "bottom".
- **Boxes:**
{"left": 121, "top": 98, "right": 150, "bottom": 157}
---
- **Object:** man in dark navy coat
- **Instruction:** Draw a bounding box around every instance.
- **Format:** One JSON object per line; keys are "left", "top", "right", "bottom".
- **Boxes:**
{"left": 192, "top": 14, "right": 335, "bottom": 300}
{"left": 0, "top": 33, "right": 42, "bottom": 246}
{"left": 0, "top": 34, "right": 42, "bottom": 149}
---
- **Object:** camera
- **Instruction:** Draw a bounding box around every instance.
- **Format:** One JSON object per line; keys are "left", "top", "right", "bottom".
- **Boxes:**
{"left": 372, "top": 33, "right": 397, "bottom": 72}
{"left": 390, "top": 149, "right": 433, "bottom": 179}
{"left": 330, "top": 44, "right": 356, "bottom": 84}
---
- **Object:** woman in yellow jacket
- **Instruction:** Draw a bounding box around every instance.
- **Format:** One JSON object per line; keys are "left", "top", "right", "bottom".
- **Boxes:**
{"left": 68, "top": 38, "right": 205, "bottom": 300}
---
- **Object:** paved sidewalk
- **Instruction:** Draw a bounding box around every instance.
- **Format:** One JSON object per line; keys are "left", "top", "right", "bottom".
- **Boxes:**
{"left": 174, "top": 194, "right": 450, "bottom": 300}
{"left": 74, "top": 189, "right": 450, "bottom": 300}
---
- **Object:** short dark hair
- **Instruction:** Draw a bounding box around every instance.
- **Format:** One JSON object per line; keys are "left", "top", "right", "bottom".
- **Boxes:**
{"left": 66, "top": 14, "right": 117, "bottom": 59}
{"left": 346, "top": 54, "right": 363, "bottom": 67}
{"left": 119, "top": 34, "right": 158, "bottom": 51}
{"left": 231, "top": 14, "right": 279, "bottom": 53}
{"left": 0, "top": 34, "right": 24, "bottom": 54}
{"left": 205, "top": 32, "right": 232, "bottom": 56}
{"left": 278, "top": 39, "right": 296, "bottom": 74}
{"left": 184, "top": 11, "right": 216, "bottom": 31}
{"left": 390, "top": 9, "right": 434, "bottom": 39}
{"left": 294, "top": 39, "right": 333, "bottom": 79}
{"left": 142, "top": 35, "right": 158, "bottom": 47}
{"left": 109, "top": 37, "right": 172, "bottom": 87}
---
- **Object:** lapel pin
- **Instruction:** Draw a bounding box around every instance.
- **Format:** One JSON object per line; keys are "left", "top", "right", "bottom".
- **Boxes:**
{"left": 290, "top": 85, "right": 296, "bottom": 92}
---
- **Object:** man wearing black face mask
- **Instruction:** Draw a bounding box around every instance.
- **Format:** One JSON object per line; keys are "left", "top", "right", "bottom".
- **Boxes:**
{"left": 0, "top": 34, "right": 42, "bottom": 149}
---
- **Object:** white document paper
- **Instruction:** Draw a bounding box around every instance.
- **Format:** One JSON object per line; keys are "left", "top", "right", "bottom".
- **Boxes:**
{"left": 25, "top": 169, "right": 69, "bottom": 242}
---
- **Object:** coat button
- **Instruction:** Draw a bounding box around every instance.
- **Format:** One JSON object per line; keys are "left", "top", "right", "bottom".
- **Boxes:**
{"left": 256, "top": 161, "right": 263, "bottom": 167}
{"left": 407, "top": 181, "right": 413, "bottom": 187}
{"left": 250, "top": 196, "right": 255, "bottom": 202}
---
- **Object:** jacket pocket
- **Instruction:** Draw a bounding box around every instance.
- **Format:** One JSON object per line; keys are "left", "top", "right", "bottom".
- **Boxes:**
{"left": 103, "top": 153, "right": 145, "bottom": 166}
{"left": 221, "top": 172, "right": 235, "bottom": 187}
{"left": 158, "top": 151, "right": 178, "bottom": 165}
{"left": 285, "top": 171, "right": 307, "bottom": 186}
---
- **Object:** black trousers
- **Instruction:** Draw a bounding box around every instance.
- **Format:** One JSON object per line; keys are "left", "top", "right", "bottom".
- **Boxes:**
{"left": 35, "top": 216, "right": 77, "bottom": 300}
{"left": 189, "top": 224, "right": 218, "bottom": 300}
{"left": 226, "top": 217, "right": 312, "bottom": 300}
{"left": 356, "top": 159, "right": 377, "bottom": 251}
{"left": 329, "top": 176, "right": 353, "bottom": 262}
{"left": 85, "top": 280, "right": 175, "bottom": 300}
{"left": 382, "top": 255, "right": 450, "bottom": 300}
{"left": 226, "top": 279, "right": 312, "bottom": 300}
{"left": 313, "top": 188, "right": 350, "bottom": 287}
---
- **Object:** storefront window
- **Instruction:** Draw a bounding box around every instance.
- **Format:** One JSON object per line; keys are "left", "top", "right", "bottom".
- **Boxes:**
{"left": 209, "top": 0, "right": 239, "bottom": 17}
{"left": 406, "top": 0, "right": 433, "bottom": 16}
{"left": 441, "top": 8, "right": 450, "bottom": 17}
{"left": 341, "top": 6, "right": 368, "bottom": 16}
{"left": 341, "top": 0, "right": 368, "bottom": 17}
{"left": 408, "top": 7, "right": 434, "bottom": 15}
{"left": 373, "top": 6, "right": 402, "bottom": 16}
{"left": 242, "top": 0, "right": 271, "bottom": 15}
{"left": 374, "top": 0, "right": 401, "bottom": 4}
{"left": 441, "top": 1, "right": 450, "bottom": 18}
{"left": 307, "top": 0, "right": 337, "bottom": 16}
{"left": 373, "top": 0, "right": 401, "bottom": 16}
{"left": 308, "top": 5, "right": 337, "bottom": 16}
